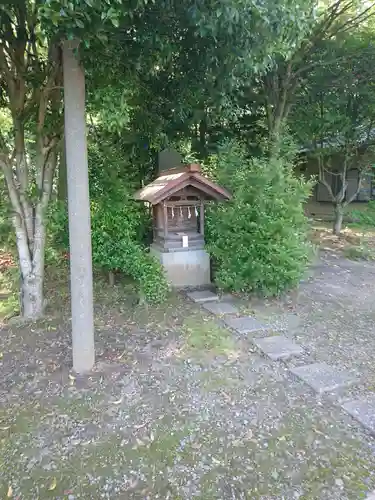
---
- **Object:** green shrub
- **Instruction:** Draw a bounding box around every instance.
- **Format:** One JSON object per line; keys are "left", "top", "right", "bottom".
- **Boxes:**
{"left": 47, "top": 190, "right": 169, "bottom": 304}
{"left": 46, "top": 134, "right": 170, "bottom": 304}
{"left": 343, "top": 244, "right": 375, "bottom": 261}
{"left": 46, "top": 200, "right": 69, "bottom": 256}
{"left": 90, "top": 192, "right": 169, "bottom": 303}
{"left": 205, "top": 141, "right": 313, "bottom": 296}
{"left": 350, "top": 201, "right": 375, "bottom": 228}
{"left": 0, "top": 173, "right": 14, "bottom": 249}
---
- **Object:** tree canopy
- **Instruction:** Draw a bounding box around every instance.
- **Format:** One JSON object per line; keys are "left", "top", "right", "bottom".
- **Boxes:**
{"left": 2, "top": 0, "right": 375, "bottom": 373}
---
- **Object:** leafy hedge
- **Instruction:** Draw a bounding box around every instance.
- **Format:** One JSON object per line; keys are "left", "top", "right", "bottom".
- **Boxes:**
{"left": 47, "top": 138, "right": 169, "bottom": 304}
{"left": 205, "top": 141, "right": 313, "bottom": 295}
{"left": 350, "top": 201, "right": 375, "bottom": 228}
{"left": 48, "top": 194, "right": 169, "bottom": 304}
{"left": 90, "top": 192, "right": 169, "bottom": 303}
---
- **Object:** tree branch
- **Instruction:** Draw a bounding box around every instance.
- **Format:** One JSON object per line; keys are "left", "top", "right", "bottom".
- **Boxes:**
{"left": 0, "top": 154, "right": 25, "bottom": 228}
{"left": 336, "top": 156, "right": 348, "bottom": 204}
{"left": 329, "top": 3, "right": 375, "bottom": 38}
{"left": 344, "top": 171, "right": 364, "bottom": 206}
{"left": 37, "top": 44, "right": 61, "bottom": 134}
{"left": 318, "top": 156, "right": 336, "bottom": 202}
{"left": 0, "top": 129, "right": 11, "bottom": 158}
{"left": 0, "top": 43, "right": 16, "bottom": 103}
{"left": 37, "top": 137, "right": 60, "bottom": 192}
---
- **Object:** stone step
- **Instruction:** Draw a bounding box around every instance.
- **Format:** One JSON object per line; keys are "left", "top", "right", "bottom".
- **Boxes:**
{"left": 341, "top": 395, "right": 375, "bottom": 436}
{"left": 252, "top": 335, "right": 304, "bottom": 361}
{"left": 289, "top": 362, "right": 358, "bottom": 394}
{"left": 186, "top": 290, "right": 219, "bottom": 303}
{"left": 202, "top": 301, "right": 238, "bottom": 316}
{"left": 223, "top": 315, "right": 270, "bottom": 335}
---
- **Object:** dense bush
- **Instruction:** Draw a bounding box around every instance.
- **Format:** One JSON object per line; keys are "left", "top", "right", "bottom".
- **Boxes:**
{"left": 0, "top": 173, "right": 13, "bottom": 248}
{"left": 90, "top": 191, "right": 169, "bottom": 303}
{"left": 47, "top": 139, "right": 170, "bottom": 304}
{"left": 48, "top": 193, "right": 169, "bottom": 303}
{"left": 205, "top": 141, "right": 313, "bottom": 295}
{"left": 350, "top": 201, "right": 375, "bottom": 228}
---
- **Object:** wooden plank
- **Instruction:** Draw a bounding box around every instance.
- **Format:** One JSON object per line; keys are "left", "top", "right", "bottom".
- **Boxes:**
{"left": 165, "top": 200, "right": 201, "bottom": 207}
{"left": 163, "top": 202, "right": 168, "bottom": 238}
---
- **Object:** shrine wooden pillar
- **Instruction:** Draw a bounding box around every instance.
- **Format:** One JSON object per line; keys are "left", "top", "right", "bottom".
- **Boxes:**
{"left": 200, "top": 199, "right": 205, "bottom": 236}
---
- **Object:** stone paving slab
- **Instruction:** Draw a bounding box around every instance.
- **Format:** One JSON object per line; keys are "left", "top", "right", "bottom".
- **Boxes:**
{"left": 289, "top": 363, "right": 358, "bottom": 394}
{"left": 342, "top": 396, "right": 375, "bottom": 436}
{"left": 252, "top": 335, "right": 304, "bottom": 360}
{"left": 186, "top": 290, "right": 219, "bottom": 303}
{"left": 202, "top": 301, "right": 238, "bottom": 316}
{"left": 223, "top": 316, "right": 269, "bottom": 334}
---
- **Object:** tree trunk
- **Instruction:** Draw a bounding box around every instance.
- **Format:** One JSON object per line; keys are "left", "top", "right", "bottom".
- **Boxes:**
{"left": 13, "top": 205, "right": 46, "bottom": 319}
{"left": 333, "top": 204, "right": 344, "bottom": 235}
{"left": 20, "top": 269, "right": 44, "bottom": 318}
{"left": 63, "top": 39, "right": 95, "bottom": 374}
{"left": 108, "top": 270, "right": 115, "bottom": 286}
{"left": 0, "top": 16, "right": 61, "bottom": 322}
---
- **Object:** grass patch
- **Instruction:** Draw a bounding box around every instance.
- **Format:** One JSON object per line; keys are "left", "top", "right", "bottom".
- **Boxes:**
{"left": 0, "top": 292, "right": 18, "bottom": 321}
{"left": 343, "top": 244, "right": 375, "bottom": 261}
{"left": 199, "top": 369, "right": 241, "bottom": 392}
{"left": 0, "top": 248, "right": 19, "bottom": 321}
{"left": 182, "top": 315, "right": 236, "bottom": 356}
{"left": 309, "top": 220, "right": 375, "bottom": 260}
{"left": 0, "top": 415, "right": 192, "bottom": 498}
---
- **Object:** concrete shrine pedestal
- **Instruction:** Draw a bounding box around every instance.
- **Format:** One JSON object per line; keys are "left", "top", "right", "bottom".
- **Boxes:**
{"left": 150, "top": 245, "right": 211, "bottom": 287}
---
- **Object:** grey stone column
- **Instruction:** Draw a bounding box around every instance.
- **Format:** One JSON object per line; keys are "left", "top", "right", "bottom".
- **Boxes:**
{"left": 62, "top": 40, "right": 95, "bottom": 373}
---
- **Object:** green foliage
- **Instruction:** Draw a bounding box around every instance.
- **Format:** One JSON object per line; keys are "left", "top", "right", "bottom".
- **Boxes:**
{"left": 47, "top": 201, "right": 69, "bottom": 249}
{"left": 0, "top": 264, "right": 19, "bottom": 320}
{"left": 183, "top": 316, "right": 236, "bottom": 356}
{"left": 205, "top": 140, "right": 313, "bottom": 295}
{"left": 80, "top": 0, "right": 321, "bottom": 165}
{"left": 48, "top": 196, "right": 169, "bottom": 304}
{"left": 47, "top": 139, "right": 169, "bottom": 304}
{"left": 0, "top": 160, "right": 13, "bottom": 253}
{"left": 291, "top": 31, "right": 375, "bottom": 162}
{"left": 90, "top": 193, "right": 169, "bottom": 304}
{"left": 292, "top": 31, "right": 375, "bottom": 148}
{"left": 0, "top": 183, "right": 7, "bottom": 236}
{"left": 343, "top": 244, "right": 375, "bottom": 261}
{"left": 89, "top": 85, "right": 132, "bottom": 133}
{"left": 38, "top": 0, "right": 147, "bottom": 41}
{"left": 351, "top": 201, "right": 375, "bottom": 228}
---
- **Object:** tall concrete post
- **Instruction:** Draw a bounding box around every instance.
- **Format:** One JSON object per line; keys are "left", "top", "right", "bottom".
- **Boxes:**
{"left": 62, "top": 40, "right": 95, "bottom": 373}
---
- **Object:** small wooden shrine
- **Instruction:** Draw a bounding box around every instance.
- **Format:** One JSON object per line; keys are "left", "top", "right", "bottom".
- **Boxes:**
{"left": 134, "top": 149, "right": 231, "bottom": 287}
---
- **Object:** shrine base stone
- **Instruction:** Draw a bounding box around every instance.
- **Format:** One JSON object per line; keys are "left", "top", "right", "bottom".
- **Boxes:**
{"left": 150, "top": 245, "right": 210, "bottom": 287}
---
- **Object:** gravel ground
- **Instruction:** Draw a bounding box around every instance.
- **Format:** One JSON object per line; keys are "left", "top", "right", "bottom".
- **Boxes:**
{"left": 1, "top": 254, "right": 375, "bottom": 499}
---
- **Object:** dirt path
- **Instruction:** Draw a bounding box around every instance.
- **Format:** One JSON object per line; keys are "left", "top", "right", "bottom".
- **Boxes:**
{"left": 1, "top": 254, "right": 375, "bottom": 499}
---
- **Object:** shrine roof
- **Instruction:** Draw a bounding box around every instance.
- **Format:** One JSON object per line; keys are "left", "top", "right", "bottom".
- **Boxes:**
{"left": 134, "top": 163, "right": 231, "bottom": 205}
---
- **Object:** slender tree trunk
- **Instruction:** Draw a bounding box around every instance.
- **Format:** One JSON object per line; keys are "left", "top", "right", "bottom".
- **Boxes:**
{"left": 13, "top": 215, "right": 44, "bottom": 318}
{"left": 333, "top": 204, "right": 344, "bottom": 235}
{"left": 0, "top": 15, "right": 62, "bottom": 321}
{"left": 108, "top": 270, "right": 115, "bottom": 286}
{"left": 21, "top": 274, "right": 43, "bottom": 317}
{"left": 198, "top": 118, "right": 207, "bottom": 159}
{"left": 4, "top": 147, "right": 55, "bottom": 320}
{"left": 63, "top": 40, "right": 95, "bottom": 374}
